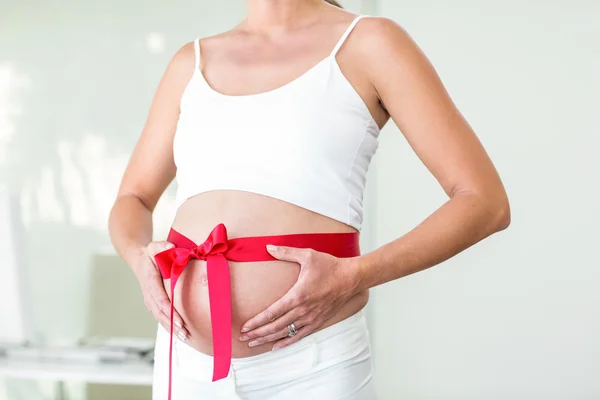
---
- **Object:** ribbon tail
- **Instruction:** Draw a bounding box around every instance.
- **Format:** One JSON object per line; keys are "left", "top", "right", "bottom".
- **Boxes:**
{"left": 206, "top": 254, "right": 232, "bottom": 381}
{"left": 168, "top": 276, "right": 176, "bottom": 400}
{"left": 166, "top": 259, "right": 187, "bottom": 400}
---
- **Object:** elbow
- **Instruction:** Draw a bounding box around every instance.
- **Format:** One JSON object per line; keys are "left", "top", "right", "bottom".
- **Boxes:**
{"left": 463, "top": 188, "right": 511, "bottom": 233}
{"left": 453, "top": 185, "right": 511, "bottom": 232}
{"left": 495, "top": 201, "right": 511, "bottom": 231}
{"left": 491, "top": 191, "right": 511, "bottom": 232}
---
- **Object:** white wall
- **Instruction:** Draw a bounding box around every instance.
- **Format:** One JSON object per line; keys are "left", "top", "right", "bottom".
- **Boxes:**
{"left": 369, "top": 1, "right": 600, "bottom": 399}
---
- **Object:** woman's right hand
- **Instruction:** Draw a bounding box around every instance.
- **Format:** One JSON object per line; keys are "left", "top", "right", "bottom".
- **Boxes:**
{"left": 135, "top": 241, "right": 189, "bottom": 342}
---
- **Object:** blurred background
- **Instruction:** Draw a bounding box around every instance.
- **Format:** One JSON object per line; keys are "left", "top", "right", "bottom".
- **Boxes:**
{"left": 0, "top": 0, "right": 598, "bottom": 399}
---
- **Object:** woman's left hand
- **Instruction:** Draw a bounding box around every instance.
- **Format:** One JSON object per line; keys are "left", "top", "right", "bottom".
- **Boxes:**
{"left": 239, "top": 245, "right": 361, "bottom": 350}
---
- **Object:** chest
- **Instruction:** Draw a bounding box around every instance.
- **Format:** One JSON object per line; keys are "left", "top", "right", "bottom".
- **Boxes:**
{"left": 198, "top": 27, "right": 342, "bottom": 97}
{"left": 173, "top": 83, "right": 364, "bottom": 171}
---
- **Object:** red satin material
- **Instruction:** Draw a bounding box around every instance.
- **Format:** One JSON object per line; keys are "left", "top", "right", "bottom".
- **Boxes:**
{"left": 154, "top": 223, "right": 360, "bottom": 399}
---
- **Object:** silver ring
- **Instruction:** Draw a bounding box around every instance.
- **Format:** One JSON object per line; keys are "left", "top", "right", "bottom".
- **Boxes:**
{"left": 287, "top": 322, "right": 297, "bottom": 337}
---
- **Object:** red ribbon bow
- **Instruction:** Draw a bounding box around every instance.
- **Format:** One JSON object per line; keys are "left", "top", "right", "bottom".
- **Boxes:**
{"left": 154, "top": 223, "right": 233, "bottom": 399}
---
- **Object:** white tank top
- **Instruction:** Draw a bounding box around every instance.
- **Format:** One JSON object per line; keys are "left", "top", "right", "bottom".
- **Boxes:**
{"left": 173, "top": 15, "right": 380, "bottom": 231}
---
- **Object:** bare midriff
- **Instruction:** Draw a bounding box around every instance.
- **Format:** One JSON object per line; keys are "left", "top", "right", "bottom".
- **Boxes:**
{"left": 163, "top": 189, "right": 369, "bottom": 358}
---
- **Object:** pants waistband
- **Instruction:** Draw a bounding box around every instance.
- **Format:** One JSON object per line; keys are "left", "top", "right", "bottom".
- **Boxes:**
{"left": 171, "top": 308, "right": 369, "bottom": 383}
{"left": 230, "top": 308, "right": 366, "bottom": 366}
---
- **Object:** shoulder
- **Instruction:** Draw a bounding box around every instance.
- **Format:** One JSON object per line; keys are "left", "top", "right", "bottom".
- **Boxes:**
{"left": 350, "top": 17, "right": 433, "bottom": 86}
{"left": 169, "top": 40, "right": 196, "bottom": 73}
{"left": 352, "top": 16, "right": 419, "bottom": 59}
{"left": 164, "top": 30, "right": 237, "bottom": 82}
{"left": 159, "top": 38, "right": 203, "bottom": 89}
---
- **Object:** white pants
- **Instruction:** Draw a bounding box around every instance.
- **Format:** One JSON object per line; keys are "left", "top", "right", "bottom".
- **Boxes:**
{"left": 152, "top": 309, "right": 378, "bottom": 399}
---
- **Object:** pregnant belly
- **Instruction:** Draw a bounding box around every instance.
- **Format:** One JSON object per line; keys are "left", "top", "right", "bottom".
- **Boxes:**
{"left": 170, "top": 258, "right": 308, "bottom": 357}
{"left": 161, "top": 190, "right": 369, "bottom": 358}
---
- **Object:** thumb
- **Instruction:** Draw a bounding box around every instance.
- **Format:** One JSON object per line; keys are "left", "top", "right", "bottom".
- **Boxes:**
{"left": 266, "top": 245, "right": 307, "bottom": 263}
{"left": 148, "top": 241, "right": 175, "bottom": 257}
{"left": 156, "top": 240, "right": 175, "bottom": 251}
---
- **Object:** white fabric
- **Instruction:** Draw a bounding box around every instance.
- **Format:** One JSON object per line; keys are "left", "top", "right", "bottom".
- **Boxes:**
{"left": 173, "top": 15, "right": 379, "bottom": 231}
{"left": 152, "top": 310, "right": 378, "bottom": 399}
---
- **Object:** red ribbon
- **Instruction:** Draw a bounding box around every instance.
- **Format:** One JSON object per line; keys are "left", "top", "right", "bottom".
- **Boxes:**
{"left": 154, "top": 223, "right": 360, "bottom": 399}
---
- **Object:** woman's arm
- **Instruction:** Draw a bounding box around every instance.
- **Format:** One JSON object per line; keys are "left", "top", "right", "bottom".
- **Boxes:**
{"left": 236, "top": 17, "right": 510, "bottom": 349}
{"left": 350, "top": 17, "right": 511, "bottom": 291}
{"left": 108, "top": 42, "right": 193, "bottom": 268}
{"left": 108, "top": 41, "right": 196, "bottom": 335}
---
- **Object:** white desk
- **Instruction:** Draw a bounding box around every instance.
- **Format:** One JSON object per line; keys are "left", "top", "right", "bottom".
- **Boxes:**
{"left": 0, "top": 358, "right": 153, "bottom": 385}
{"left": 0, "top": 357, "right": 153, "bottom": 399}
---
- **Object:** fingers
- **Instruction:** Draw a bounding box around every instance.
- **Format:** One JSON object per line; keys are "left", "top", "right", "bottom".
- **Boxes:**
{"left": 239, "top": 307, "right": 308, "bottom": 346}
{"left": 138, "top": 246, "right": 189, "bottom": 341}
{"left": 244, "top": 324, "right": 298, "bottom": 348}
{"left": 272, "top": 324, "right": 313, "bottom": 350}
{"left": 266, "top": 245, "right": 314, "bottom": 264}
{"left": 145, "top": 295, "right": 171, "bottom": 332}
{"left": 148, "top": 291, "right": 190, "bottom": 341}
{"left": 240, "top": 289, "right": 300, "bottom": 333}
{"left": 149, "top": 295, "right": 189, "bottom": 341}
{"left": 148, "top": 273, "right": 189, "bottom": 341}
{"left": 240, "top": 317, "right": 315, "bottom": 350}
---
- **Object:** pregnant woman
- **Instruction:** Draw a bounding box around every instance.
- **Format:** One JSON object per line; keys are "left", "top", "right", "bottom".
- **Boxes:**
{"left": 108, "top": 0, "right": 510, "bottom": 399}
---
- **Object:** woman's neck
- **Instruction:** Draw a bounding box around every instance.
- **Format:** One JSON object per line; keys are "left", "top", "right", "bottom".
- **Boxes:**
{"left": 244, "top": 0, "right": 328, "bottom": 32}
